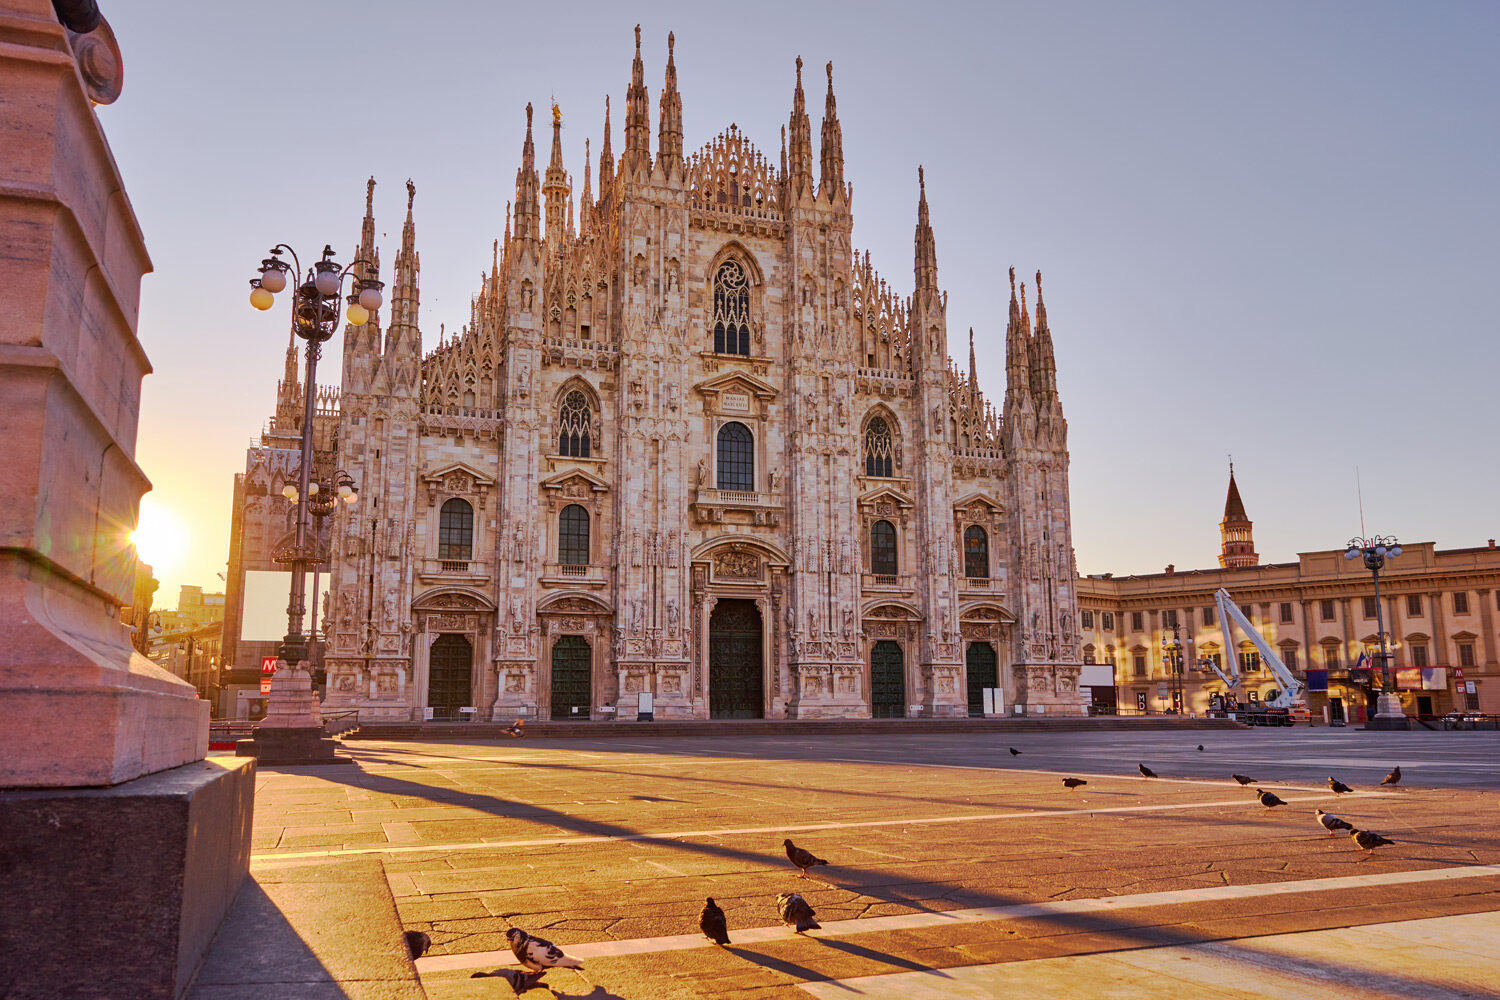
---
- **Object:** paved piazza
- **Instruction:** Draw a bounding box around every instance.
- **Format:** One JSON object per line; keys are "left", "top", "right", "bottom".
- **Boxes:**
{"left": 247, "top": 730, "right": 1500, "bottom": 998}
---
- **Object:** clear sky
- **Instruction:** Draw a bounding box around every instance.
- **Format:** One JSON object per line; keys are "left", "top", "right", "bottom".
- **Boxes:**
{"left": 105, "top": 1, "right": 1499, "bottom": 600}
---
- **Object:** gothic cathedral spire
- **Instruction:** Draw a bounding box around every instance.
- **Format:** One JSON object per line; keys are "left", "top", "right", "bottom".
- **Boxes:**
{"left": 514, "top": 103, "right": 540, "bottom": 244}
{"left": 1032, "top": 270, "right": 1057, "bottom": 400}
{"left": 1004, "top": 266, "right": 1030, "bottom": 402}
{"left": 913, "top": 166, "right": 938, "bottom": 293}
{"left": 599, "top": 94, "right": 614, "bottom": 193}
{"left": 1219, "top": 465, "right": 1259, "bottom": 568}
{"left": 786, "top": 56, "right": 813, "bottom": 199}
{"left": 543, "top": 102, "right": 571, "bottom": 247}
{"left": 657, "top": 31, "right": 683, "bottom": 173}
{"left": 818, "top": 60, "right": 844, "bottom": 203}
{"left": 624, "top": 24, "right": 651, "bottom": 177}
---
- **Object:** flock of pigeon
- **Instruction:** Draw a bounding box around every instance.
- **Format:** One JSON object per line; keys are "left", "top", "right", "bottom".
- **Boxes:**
{"left": 1055, "top": 750, "right": 1403, "bottom": 857}
{"left": 440, "top": 743, "right": 1405, "bottom": 993}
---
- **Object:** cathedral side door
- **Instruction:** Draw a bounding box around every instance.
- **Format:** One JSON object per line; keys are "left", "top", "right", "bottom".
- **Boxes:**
{"left": 428, "top": 634, "right": 473, "bottom": 720}
{"left": 965, "top": 642, "right": 998, "bottom": 717}
{"left": 709, "top": 599, "right": 763, "bottom": 719}
{"left": 871, "top": 641, "right": 905, "bottom": 718}
{"left": 550, "top": 635, "right": 592, "bottom": 720}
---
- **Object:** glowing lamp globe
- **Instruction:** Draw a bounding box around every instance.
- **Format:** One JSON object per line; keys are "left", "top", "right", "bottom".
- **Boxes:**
{"left": 314, "top": 269, "right": 341, "bottom": 296}
{"left": 358, "top": 286, "right": 383, "bottom": 310}
{"left": 1344, "top": 547, "right": 1359, "bottom": 560}
{"left": 346, "top": 303, "right": 370, "bottom": 326}
{"left": 250, "top": 286, "right": 275, "bottom": 310}
{"left": 258, "top": 268, "right": 286, "bottom": 293}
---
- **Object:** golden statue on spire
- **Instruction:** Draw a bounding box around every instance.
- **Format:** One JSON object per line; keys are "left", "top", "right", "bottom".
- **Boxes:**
{"left": 552, "top": 102, "right": 562, "bottom": 126}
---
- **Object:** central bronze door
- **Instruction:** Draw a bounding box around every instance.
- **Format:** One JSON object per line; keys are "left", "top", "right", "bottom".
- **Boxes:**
{"left": 871, "top": 640, "right": 905, "bottom": 718}
{"left": 966, "top": 642, "right": 997, "bottom": 717}
{"left": 709, "top": 599, "right": 763, "bottom": 719}
{"left": 428, "top": 634, "right": 473, "bottom": 720}
{"left": 550, "top": 635, "right": 591, "bottom": 720}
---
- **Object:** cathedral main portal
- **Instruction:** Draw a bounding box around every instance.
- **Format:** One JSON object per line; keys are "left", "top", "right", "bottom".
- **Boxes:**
{"left": 870, "top": 640, "right": 905, "bottom": 718}
{"left": 708, "top": 599, "right": 763, "bottom": 719}
{"left": 550, "top": 635, "right": 591, "bottom": 720}
{"left": 428, "top": 634, "right": 473, "bottom": 719}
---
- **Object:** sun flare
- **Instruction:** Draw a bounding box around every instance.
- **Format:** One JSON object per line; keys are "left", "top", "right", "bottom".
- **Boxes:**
{"left": 130, "top": 496, "right": 188, "bottom": 578}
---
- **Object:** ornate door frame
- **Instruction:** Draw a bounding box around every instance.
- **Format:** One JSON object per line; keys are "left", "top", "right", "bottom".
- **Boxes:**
{"left": 690, "top": 538, "right": 791, "bottom": 719}
{"left": 861, "top": 602, "right": 924, "bottom": 717}
{"left": 411, "top": 588, "right": 494, "bottom": 720}
{"left": 537, "top": 593, "right": 612, "bottom": 720}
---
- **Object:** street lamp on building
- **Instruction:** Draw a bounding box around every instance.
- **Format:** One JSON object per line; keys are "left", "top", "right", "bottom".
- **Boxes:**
{"left": 249, "top": 245, "right": 379, "bottom": 670}
{"left": 1345, "top": 534, "right": 1405, "bottom": 726}
{"left": 1160, "top": 624, "right": 1185, "bottom": 714}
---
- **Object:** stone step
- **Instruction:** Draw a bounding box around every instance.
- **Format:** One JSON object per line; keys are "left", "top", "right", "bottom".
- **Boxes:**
{"left": 344, "top": 716, "right": 1245, "bottom": 741}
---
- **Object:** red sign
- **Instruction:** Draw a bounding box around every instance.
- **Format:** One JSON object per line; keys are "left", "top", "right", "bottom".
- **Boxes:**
{"left": 261, "top": 656, "right": 279, "bottom": 675}
{"left": 259, "top": 677, "right": 273, "bottom": 694}
{"left": 1455, "top": 668, "right": 1464, "bottom": 679}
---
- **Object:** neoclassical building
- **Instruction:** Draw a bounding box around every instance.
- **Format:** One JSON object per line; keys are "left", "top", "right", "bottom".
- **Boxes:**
{"left": 304, "top": 29, "right": 1082, "bottom": 721}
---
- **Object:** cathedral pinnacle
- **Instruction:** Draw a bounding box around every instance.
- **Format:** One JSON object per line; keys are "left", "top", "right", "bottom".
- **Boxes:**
{"left": 1005, "top": 265, "right": 1030, "bottom": 401}
{"left": 913, "top": 166, "right": 938, "bottom": 291}
{"left": 514, "top": 103, "right": 540, "bottom": 242}
{"left": 598, "top": 95, "right": 614, "bottom": 194}
{"left": 657, "top": 30, "right": 684, "bottom": 170}
{"left": 544, "top": 101, "right": 571, "bottom": 246}
{"left": 818, "top": 59, "right": 845, "bottom": 201}
{"left": 786, "top": 55, "right": 813, "bottom": 196}
{"left": 624, "top": 24, "right": 651, "bottom": 174}
{"left": 1031, "top": 268, "right": 1057, "bottom": 399}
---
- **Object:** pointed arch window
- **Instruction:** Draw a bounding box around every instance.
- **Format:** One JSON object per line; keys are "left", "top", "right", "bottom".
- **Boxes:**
{"left": 559, "top": 389, "right": 592, "bottom": 457}
{"left": 870, "top": 520, "right": 898, "bottom": 576}
{"left": 558, "top": 504, "right": 589, "bottom": 565}
{"left": 864, "top": 416, "right": 894, "bottom": 477}
{"left": 712, "top": 259, "right": 751, "bottom": 355}
{"left": 716, "top": 421, "right": 754, "bottom": 491}
{"left": 964, "top": 525, "right": 989, "bottom": 578}
{"left": 438, "top": 498, "right": 474, "bottom": 561}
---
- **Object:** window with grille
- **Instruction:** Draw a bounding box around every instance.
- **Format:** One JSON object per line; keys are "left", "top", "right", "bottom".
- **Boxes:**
{"left": 1320, "top": 599, "right": 1335, "bottom": 621}
{"left": 870, "top": 520, "right": 898, "bottom": 576}
{"left": 438, "top": 498, "right": 473, "bottom": 560}
{"left": 864, "top": 417, "right": 894, "bottom": 477}
{"left": 1131, "top": 611, "right": 1143, "bottom": 631}
{"left": 1411, "top": 643, "right": 1429, "bottom": 668}
{"left": 716, "top": 422, "right": 754, "bottom": 491}
{"left": 1279, "top": 602, "right": 1293, "bottom": 623}
{"left": 963, "top": 525, "right": 988, "bottom": 578}
{"left": 1082, "top": 610, "right": 1095, "bottom": 629}
{"left": 558, "top": 504, "right": 589, "bottom": 565}
{"left": 1239, "top": 650, "right": 1261, "bottom": 672}
{"left": 1133, "top": 654, "right": 1146, "bottom": 677}
{"left": 1406, "top": 594, "right": 1423, "bottom": 616}
{"left": 1459, "top": 643, "right": 1476, "bottom": 667}
{"left": 712, "top": 259, "right": 751, "bottom": 355}
{"left": 558, "top": 389, "right": 592, "bottom": 457}
{"left": 1362, "top": 596, "right": 1378, "bottom": 619}
{"left": 1325, "top": 648, "right": 1340, "bottom": 670}
{"left": 1281, "top": 648, "right": 1298, "bottom": 669}
{"left": 1102, "top": 612, "right": 1115, "bottom": 630}
{"left": 1453, "top": 591, "right": 1470, "bottom": 615}
{"left": 1202, "top": 606, "right": 1215, "bottom": 626}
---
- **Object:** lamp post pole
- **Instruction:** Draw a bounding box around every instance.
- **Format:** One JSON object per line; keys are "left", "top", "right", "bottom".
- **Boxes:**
{"left": 1161, "top": 624, "right": 1184, "bottom": 715}
{"left": 1345, "top": 535, "right": 1405, "bottom": 727}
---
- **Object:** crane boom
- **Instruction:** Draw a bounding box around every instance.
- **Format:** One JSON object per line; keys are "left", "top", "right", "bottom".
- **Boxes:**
{"left": 1213, "top": 588, "right": 1305, "bottom": 710}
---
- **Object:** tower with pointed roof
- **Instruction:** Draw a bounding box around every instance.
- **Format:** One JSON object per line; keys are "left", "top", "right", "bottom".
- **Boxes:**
{"left": 1219, "top": 464, "right": 1258, "bottom": 568}
{"left": 276, "top": 27, "right": 1086, "bottom": 724}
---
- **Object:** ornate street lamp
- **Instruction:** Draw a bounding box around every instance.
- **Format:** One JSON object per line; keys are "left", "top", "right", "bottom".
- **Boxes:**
{"left": 249, "top": 245, "right": 380, "bottom": 670}
{"left": 1345, "top": 534, "right": 1403, "bottom": 724}
{"left": 1160, "top": 624, "right": 1185, "bottom": 715}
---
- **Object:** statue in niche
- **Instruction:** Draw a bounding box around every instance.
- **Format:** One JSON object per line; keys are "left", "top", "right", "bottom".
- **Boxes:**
{"left": 667, "top": 383, "right": 681, "bottom": 410}
{"left": 516, "top": 363, "right": 530, "bottom": 398}
{"left": 842, "top": 606, "right": 854, "bottom": 638}
{"left": 808, "top": 607, "right": 819, "bottom": 635}
{"left": 836, "top": 396, "right": 848, "bottom": 425}
{"left": 339, "top": 590, "right": 355, "bottom": 628}
{"left": 510, "top": 595, "right": 523, "bottom": 633}
{"left": 513, "top": 522, "right": 526, "bottom": 563}
{"left": 839, "top": 537, "right": 851, "bottom": 574}
{"left": 382, "top": 592, "right": 397, "bottom": 632}
{"left": 769, "top": 467, "right": 782, "bottom": 491}
{"left": 520, "top": 281, "right": 534, "bottom": 311}
{"left": 667, "top": 530, "right": 679, "bottom": 567}
{"left": 697, "top": 459, "right": 709, "bottom": 486}
{"left": 630, "top": 531, "right": 642, "bottom": 567}
{"left": 666, "top": 600, "right": 679, "bottom": 636}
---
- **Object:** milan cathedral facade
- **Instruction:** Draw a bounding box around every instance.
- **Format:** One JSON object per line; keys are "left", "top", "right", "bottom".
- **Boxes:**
{"left": 310, "top": 29, "right": 1083, "bottom": 721}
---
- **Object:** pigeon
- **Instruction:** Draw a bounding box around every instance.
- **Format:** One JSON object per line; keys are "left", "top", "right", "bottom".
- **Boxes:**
{"left": 784, "top": 838, "right": 829, "bottom": 877}
{"left": 506, "top": 928, "right": 583, "bottom": 972}
{"left": 1197, "top": 745, "right": 1205, "bottom": 752}
{"left": 1380, "top": 766, "right": 1402, "bottom": 786}
{"left": 1009, "top": 747, "right": 1022, "bottom": 756}
{"left": 1062, "top": 777, "right": 1087, "bottom": 790}
{"left": 404, "top": 930, "right": 431, "bottom": 960}
{"left": 1256, "top": 788, "right": 1287, "bottom": 809}
{"left": 1315, "top": 809, "right": 1354, "bottom": 836}
{"left": 777, "top": 892, "right": 820, "bottom": 933}
{"left": 503, "top": 717, "right": 525, "bottom": 738}
{"left": 1138, "top": 763, "right": 1158, "bottom": 779}
{"left": 699, "top": 897, "right": 730, "bottom": 945}
{"left": 1328, "top": 777, "right": 1354, "bottom": 795}
{"left": 1231, "top": 774, "right": 1257, "bottom": 786}
{"left": 1350, "top": 829, "right": 1396, "bottom": 854}
{"left": 470, "top": 968, "right": 547, "bottom": 994}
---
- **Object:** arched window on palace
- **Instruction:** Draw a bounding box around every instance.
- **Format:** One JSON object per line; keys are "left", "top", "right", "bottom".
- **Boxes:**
{"left": 964, "top": 525, "right": 989, "bottom": 579}
{"left": 864, "top": 416, "right": 894, "bottom": 477}
{"left": 438, "top": 498, "right": 474, "bottom": 561}
{"left": 716, "top": 421, "right": 754, "bottom": 491}
{"left": 712, "top": 259, "right": 751, "bottom": 355}
{"left": 558, "top": 504, "right": 589, "bottom": 565}
{"left": 558, "top": 389, "right": 592, "bottom": 457}
{"left": 870, "top": 520, "right": 898, "bottom": 576}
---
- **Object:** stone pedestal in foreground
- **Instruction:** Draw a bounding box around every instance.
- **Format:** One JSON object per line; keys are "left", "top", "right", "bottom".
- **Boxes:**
{"left": 237, "top": 663, "right": 349, "bottom": 764}
{"left": 0, "top": 4, "right": 253, "bottom": 996}
{"left": 1365, "top": 693, "right": 1413, "bottom": 731}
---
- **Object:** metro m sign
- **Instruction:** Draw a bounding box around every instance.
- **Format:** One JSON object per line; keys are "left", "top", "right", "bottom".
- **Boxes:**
{"left": 261, "top": 656, "right": 279, "bottom": 675}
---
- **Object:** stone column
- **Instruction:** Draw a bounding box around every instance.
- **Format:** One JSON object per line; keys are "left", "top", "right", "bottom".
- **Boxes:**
{"left": 0, "top": 7, "right": 253, "bottom": 997}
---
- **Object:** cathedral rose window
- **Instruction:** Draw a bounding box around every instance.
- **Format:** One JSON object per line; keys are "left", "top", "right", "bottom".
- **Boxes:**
{"left": 712, "top": 259, "right": 751, "bottom": 355}
{"left": 559, "top": 389, "right": 592, "bottom": 457}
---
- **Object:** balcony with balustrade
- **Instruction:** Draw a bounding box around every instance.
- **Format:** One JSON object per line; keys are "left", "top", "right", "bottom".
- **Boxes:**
{"left": 693, "top": 487, "right": 785, "bottom": 527}
{"left": 419, "top": 558, "right": 492, "bottom": 585}
{"left": 540, "top": 562, "right": 608, "bottom": 589}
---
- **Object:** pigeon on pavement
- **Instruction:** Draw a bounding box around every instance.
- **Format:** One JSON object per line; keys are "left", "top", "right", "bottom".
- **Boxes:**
{"left": 778, "top": 892, "right": 821, "bottom": 933}
{"left": 1009, "top": 747, "right": 1022, "bottom": 756}
{"left": 1063, "top": 777, "right": 1087, "bottom": 790}
{"left": 699, "top": 897, "right": 730, "bottom": 945}
{"left": 404, "top": 930, "right": 431, "bottom": 960}
{"left": 1350, "top": 829, "right": 1396, "bottom": 854}
{"left": 502, "top": 718, "right": 525, "bottom": 738}
{"left": 1256, "top": 788, "right": 1287, "bottom": 809}
{"left": 784, "top": 838, "right": 829, "bottom": 877}
{"left": 1231, "top": 774, "right": 1257, "bottom": 786}
{"left": 1380, "top": 766, "right": 1402, "bottom": 786}
{"left": 470, "top": 968, "right": 547, "bottom": 994}
{"left": 1197, "top": 745, "right": 1205, "bottom": 751}
{"left": 1315, "top": 809, "right": 1354, "bottom": 835}
{"left": 506, "top": 928, "right": 583, "bottom": 972}
{"left": 1138, "top": 763, "right": 1158, "bottom": 779}
{"left": 1328, "top": 777, "right": 1354, "bottom": 794}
